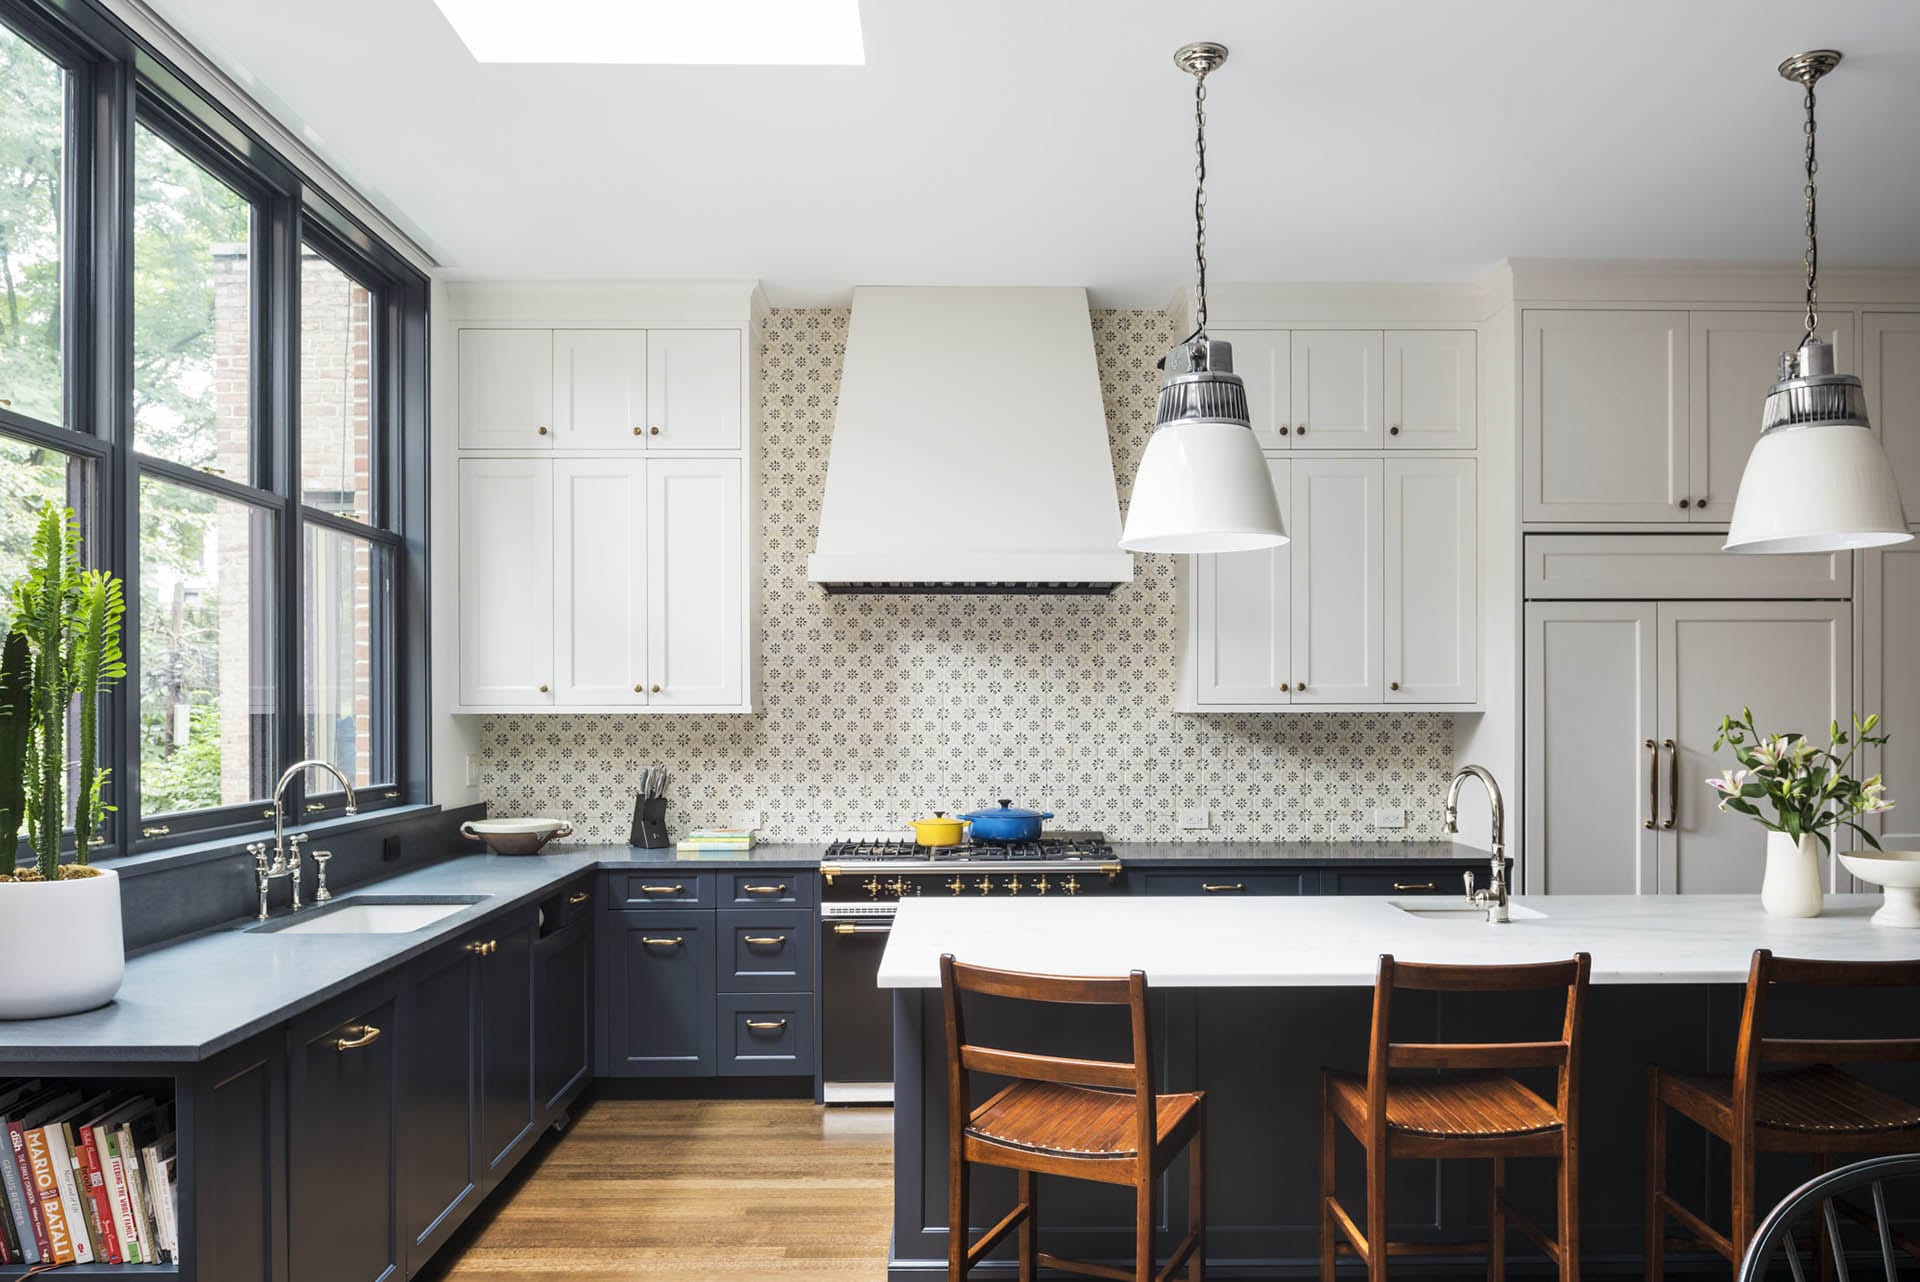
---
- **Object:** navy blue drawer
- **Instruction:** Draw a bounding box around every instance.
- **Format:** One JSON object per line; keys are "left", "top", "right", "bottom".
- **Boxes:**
{"left": 717, "top": 994, "right": 814, "bottom": 1077}
{"left": 1323, "top": 868, "right": 1465, "bottom": 896}
{"left": 608, "top": 871, "right": 712, "bottom": 909}
{"left": 1142, "top": 871, "right": 1310, "bottom": 896}
{"left": 724, "top": 871, "right": 815, "bottom": 907}
{"left": 717, "top": 909, "right": 813, "bottom": 993}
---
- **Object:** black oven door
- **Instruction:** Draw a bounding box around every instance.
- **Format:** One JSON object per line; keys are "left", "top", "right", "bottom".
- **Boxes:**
{"left": 820, "top": 920, "right": 894, "bottom": 1104}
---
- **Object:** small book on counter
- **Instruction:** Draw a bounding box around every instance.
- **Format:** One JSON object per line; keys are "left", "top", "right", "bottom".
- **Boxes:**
{"left": 675, "top": 829, "right": 758, "bottom": 853}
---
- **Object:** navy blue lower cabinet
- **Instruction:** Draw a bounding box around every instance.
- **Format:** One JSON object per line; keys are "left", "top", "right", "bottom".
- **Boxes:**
{"left": 477, "top": 911, "right": 538, "bottom": 1187}
{"left": 397, "top": 936, "right": 481, "bottom": 1270}
{"left": 189, "top": 1032, "right": 287, "bottom": 1282}
{"left": 599, "top": 909, "right": 718, "bottom": 1076}
{"left": 287, "top": 981, "right": 403, "bottom": 1282}
{"left": 718, "top": 994, "right": 815, "bottom": 1076}
{"left": 1322, "top": 867, "right": 1461, "bottom": 895}
{"left": 534, "top": 895, "right": 594, "bottom": 1116}
{"left": 1142, "top": 870, "right": 1311, "bottom": 896}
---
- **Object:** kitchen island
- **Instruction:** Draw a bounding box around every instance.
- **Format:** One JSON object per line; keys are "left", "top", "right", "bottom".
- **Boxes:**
{"left": 877, "top": 894, "right": 1920, "bottom": 1278}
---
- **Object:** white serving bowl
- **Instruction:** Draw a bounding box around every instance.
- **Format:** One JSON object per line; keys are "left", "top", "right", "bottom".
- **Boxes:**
{"left": 1836, "top": 850, "right": 1920, "bottom": 927}
{"left": 461, "top": 816, "right": 573, "bottom": 855}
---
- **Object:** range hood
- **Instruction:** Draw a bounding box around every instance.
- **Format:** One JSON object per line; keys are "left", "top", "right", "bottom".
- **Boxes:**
{"left": 807, "top": 286, "right": 1134, "bottom": 594}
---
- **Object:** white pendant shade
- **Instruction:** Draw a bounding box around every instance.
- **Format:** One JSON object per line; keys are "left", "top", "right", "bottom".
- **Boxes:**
{"left": 1723, "top": 422, "right": 1912, "bottom": 554}
{"left": 1119, "top": 420, "right": 1287, "bottom": 553}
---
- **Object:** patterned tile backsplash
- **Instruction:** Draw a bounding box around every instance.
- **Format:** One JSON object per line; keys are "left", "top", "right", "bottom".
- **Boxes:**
{"left": 480, "top": 308, "right": 1455, "bottom": 843}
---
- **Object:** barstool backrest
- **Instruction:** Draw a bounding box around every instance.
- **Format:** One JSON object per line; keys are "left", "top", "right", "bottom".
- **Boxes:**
{"left": 1733, "top": 950, "right": 1920, "bottom": 1119}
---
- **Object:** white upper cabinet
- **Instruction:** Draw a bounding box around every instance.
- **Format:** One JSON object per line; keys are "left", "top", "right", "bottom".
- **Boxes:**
{"left": 647, "top": 330, "right": 743, "bottom": 450}
{"left": 1862, "top": 547, "right": 1920, "bottom": 855}
{"left": 1385, "top": 331, "right": 1477, "bottom": 449}
{"left": 458, "top": 330, "right": 553, "bottom": 450}
{"left": 1385, "top": 458, "right": 1477, "bottom": 703}
{"left": 1290, "top": 330, "right": 1385, "bottom": 448}
{"left": 1190, "top": 457, "right": 1291, "bottom": 706}
{"left": 1688, "top": 312, "right": 1851, "bottom": 523}
{"left": 553, "top": 459, "right": 648, "bottom": 706}
{"left": 647, "top": 458, "right": 744, "bottom": 707}
{"left": 1212, "top": 330, "right": 1292, "bottom": 448}
{"left": 1290, "top": 458, "right": 1383, "bottom": 702}
{"left": 1523, "top": 309, "right": 1688, "bottom": 522}
{"left": 458, "top": 458, "right": 554, "bottom": 706}
{"left": 553, "top": 330, "right": 648, "bottom": 450}
{"left": 1864, "top": 313, "right": 1920, "bottom": 523}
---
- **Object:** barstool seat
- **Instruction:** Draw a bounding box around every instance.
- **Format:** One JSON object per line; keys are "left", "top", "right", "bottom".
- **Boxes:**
{"left": 1326, "top": 1070, "right": 1562, "bottom": 1144}
{"left": 1659, "top": 1063, "right": 1920, "bottom": 1137}
{"left": 966, "top": 1080, "right": 1203, "bottom": 1164}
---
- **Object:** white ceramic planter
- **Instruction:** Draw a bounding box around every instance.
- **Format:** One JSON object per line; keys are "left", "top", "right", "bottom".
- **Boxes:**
{"left": 0, "top": 868, "right": 125, "bottom": 1019}
{"left": 1760, "top": 831, "right": 1825, "bottom": 918}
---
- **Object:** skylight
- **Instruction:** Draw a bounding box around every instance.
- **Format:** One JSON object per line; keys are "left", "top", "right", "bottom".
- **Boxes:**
{"left": 430, "top": 0, "right": 866, "bottom": 65}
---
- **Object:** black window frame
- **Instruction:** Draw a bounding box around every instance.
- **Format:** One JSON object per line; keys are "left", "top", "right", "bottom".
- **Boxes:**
{"left": 0, "top": 0, "right": 431, "bottom": 860}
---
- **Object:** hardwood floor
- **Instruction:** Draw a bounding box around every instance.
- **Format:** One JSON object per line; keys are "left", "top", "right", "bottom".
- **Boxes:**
{"left": 425, "top": 1098, "right": 894, "bottom": 1281}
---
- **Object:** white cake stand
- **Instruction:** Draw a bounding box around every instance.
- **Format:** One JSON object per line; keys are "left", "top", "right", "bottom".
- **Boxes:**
{"left": 1837, "top": 850, "right": 1920, "bottom": 927}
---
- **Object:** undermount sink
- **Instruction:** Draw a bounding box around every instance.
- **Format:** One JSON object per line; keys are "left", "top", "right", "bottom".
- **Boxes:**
{"left": 1389, "top": 899, "right": 1547, "bottom": 922}
{"left": 252, "top": 896, "right": 484, "bottom": 935}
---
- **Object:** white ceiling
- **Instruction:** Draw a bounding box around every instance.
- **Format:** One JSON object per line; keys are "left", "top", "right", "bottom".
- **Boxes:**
{"left": 149, "top": 0, "right": 1920, "bottom": 306}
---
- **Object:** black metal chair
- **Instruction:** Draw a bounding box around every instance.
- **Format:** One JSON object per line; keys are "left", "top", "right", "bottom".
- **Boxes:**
{"left": 1739, "top": 1153, "right": 1920, "bottom": 1281}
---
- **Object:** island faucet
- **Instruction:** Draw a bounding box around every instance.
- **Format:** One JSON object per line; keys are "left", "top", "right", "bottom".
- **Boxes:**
{"left": 1443, "top": 764, "right": 1509, "bottom": 923}
{"left": 251, "top": 758, "right": 358, "bottom": 919}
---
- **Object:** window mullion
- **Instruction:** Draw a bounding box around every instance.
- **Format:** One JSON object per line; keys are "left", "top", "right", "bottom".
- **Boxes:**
{"left": 99, "top": 57, "right": 137, "bottom": 860}
{"left": 273, "top": 195, "right": 305, "bottom": 819}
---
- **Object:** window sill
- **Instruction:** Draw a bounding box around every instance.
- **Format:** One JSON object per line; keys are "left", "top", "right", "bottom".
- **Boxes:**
{"left": 103, "top": 803, "right": 442, "bottom": 882}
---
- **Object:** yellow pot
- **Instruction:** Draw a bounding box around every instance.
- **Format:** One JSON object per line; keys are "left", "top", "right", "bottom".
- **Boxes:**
{"left": 909, "top": 812, "right": 969, "bottom": 847}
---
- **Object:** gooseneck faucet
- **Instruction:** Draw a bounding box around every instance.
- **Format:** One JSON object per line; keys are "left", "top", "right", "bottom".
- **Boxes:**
{"left": 251, "top": 758, "right": 358, "bottom": 919}
{"left": 1443, "top": 764, "right": 1509, "bottom": 923}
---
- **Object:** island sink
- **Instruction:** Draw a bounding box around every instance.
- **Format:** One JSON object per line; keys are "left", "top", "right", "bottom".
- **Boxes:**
{"left": 1389, "top": 898, "right": 1547, "bottom": 921}
{"left": 250, "top": 896, "right": 484, "bottom": 935}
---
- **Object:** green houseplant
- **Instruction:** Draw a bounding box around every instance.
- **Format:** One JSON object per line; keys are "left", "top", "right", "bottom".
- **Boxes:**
{"left": 0, "top": 502, "right": 129, "bottom": 1019}
{"left": 1706, "top": 707, "right": 1892, "bottom": 918}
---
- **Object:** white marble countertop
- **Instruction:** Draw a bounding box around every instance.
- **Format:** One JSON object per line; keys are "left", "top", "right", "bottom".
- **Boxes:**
{"left": 875, "top": 894, "right": 1920, "bottom": 988}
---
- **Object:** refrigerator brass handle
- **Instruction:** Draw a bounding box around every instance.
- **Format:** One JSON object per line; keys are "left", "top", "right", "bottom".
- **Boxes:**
{"left": 568, "top": 892, "right": 590, "bottom": 905}
{"left": 639, "top": 884, "right": 684, "bottom": 894}
{"left": 1392, "top": 882, "right": 1435, "bottom": 892}
{"left": 742, "top": 935, "right": 787, "bottom": 946}
{"left": 1664, "top": 738, "right": 1679, "bottom": 830}
{"left": 1645, "top": 739, "right": 1659, "bottom": 830}
{"left": 334, "top": 1024, "right": 382, "bottom": 1052}
{"left": 641, "top": 936, "right": 684, "bottom": 948}
{"left": 1202, "top": 883, "right": 1245, "bottom": 893}
{"left": 744, "top": 1019, "right": 788, "bottom": 1032}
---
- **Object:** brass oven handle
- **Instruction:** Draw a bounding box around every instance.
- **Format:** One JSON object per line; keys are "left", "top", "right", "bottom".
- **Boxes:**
{"left": 743, "top": 935, "right": 787, "bottom": 946}
{"left": 744, "top": 1019, "right": 788, "bottom": 1032}
{"left": 640, "top": 884, "right": 684, "bottom": 895}
{"left": 334, "top": 1024, "right": 382, "bottom": 1051}
{"left": 1392, "top": 882, "right": 1435, "bottom": 892}
{"left": 568, "top": 892, "right": 590, "bottom": 905}
{"left": 641, "top": 936, "right": 684, "bottom": 948}
{"left": 831, "top": 922, "right": 892, "bottom": 935}
{"left": 742, "top": 884, "right": 787, "bottom": 895}
{"left": 1645, "top": 739, "right": 1659, "bottom": 830}
{"left": 1664, "top": 738, "right": 1679, "bottom": 830}
{"left": 1202, "top": 883, "right": 1245, "bottom": 893}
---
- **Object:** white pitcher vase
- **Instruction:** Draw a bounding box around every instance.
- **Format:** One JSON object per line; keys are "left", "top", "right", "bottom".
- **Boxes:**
{"left": 1761, "top": 830, "right": 1825, "bottom": 918}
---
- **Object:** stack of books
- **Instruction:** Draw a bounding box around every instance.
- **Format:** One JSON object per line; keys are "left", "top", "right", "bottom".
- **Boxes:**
{"left": 0, "top": 1080, "right": 177, "bottom": 1267}
{"left": 675, "top": 828, "right": 759, "bottom": 854}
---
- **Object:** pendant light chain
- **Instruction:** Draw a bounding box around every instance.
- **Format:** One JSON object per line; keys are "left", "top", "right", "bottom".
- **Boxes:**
{"left": 1802, "top": 75, "right": 1820, "bottom": 341}
{"left": 1190, "top": 67, "right": 1211, "bottom": 341}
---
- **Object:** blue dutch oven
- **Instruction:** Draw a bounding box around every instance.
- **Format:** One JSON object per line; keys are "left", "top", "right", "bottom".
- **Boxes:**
{"left": 958, "top": 799, "right": 1054, "bottom": 843}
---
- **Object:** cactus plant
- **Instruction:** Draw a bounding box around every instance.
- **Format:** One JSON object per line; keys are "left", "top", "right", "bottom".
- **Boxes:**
{"left": 0, "top": 631, "right": 30, "bottom": 875}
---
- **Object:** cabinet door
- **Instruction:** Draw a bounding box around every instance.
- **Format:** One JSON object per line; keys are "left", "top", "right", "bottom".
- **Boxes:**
{"left": 398, "top": 943, "right": 478, "bottom": 1268}
{"left": 457, "top": 329, "right": 552, "bottom": 450}
{"left": 1862, "top": 548, "right": 1920, "bottom": 854}
{"left": 1524, "top": 601, "right": 1660, "bottom": 894}
{"left": 1290, "top": 458, "right": 1383, "bottom": 702}
{"left": 1289, "top": 330, "right": 1384, "bottom": 448}
{"left": 646, "top": 329, "right": 742, "bottom": 449}
{"left": 553, "top": 329, "right": 647, "bottom": 450}
{"left": 1191, "top": 456, "right": 1290, "bottom": 705}
{"left": 1689, "top": 312, "right": 1852, "bottom": 522}
{"left": 1384, "top": 458, "right": 1477, "bottom": 703}
{"left": 1864, "top": 313, "right": 1920, "bottom": 520}
{"left": 478, "top": 916, "right": 536, "bottom": 1187}
{"left": 600, "top": 911, "right": 717, "bottom": 1076}
{"left": 535, "top": 915, "right": 594, "bottom": 1115}
{"left": 189, "top": 1036, "right": 286, "bottom": 1282}
{"left": 288, "top": 989, "right": 400, "bottom": 1282}
{"left": 553, "top": 458, "right": 647, "bottom": 706}
{"left": 1659, "top": 601, "right": 1851, "bottom": 894}
{"left": 1523, "top": 310, "right": 1688, "bottom": 521}
{"left": 1385, "top": 330, "right": 1476, "bottom": 449}
{"left": 1212, "top": 329, "right": 1291, "bottom": 448}
{"left": 647, "top": 457, "right": 744, "bottom": 707}
{"left": 458, "top": 458, "right": 554, "bottom": 706}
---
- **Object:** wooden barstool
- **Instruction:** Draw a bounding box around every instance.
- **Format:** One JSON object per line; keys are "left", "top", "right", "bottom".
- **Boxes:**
{"left": 939, "top": 953, "right": 1206, "bottom": 1282}
{"left": 1321, "top": 952, "right": 1591, "bottom": 1282}
{"left": 1645, "top": 949, "right": 1920, "bottom": 1278}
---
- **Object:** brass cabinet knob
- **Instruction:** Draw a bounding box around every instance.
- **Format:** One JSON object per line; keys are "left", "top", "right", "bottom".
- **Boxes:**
{"left": 1389, "top": 425, "right": 1400, "bottom": 435}
{"left": 1296, "top": 423, "right": 1306, "bottom": 434}
{"left": 632, "top": 426, "right": 642, "bottom": 435}
{"left": 650, "top": 683, "right": 661, "bottom": 693}
{"left": 1678, "top": 498, "right": 1690, "bottom": 509}
{"left": 1295, "top": 682, "right": 1306, "bottom": 691}
{"left": 1390, "top": 681, "right": 1400, "bottom": 691}
{"left": 537, "top": 425, "right": 549, "bottom": 435}
{"left": 649, "top": 426, "right": 661, "bottom": 436}
{"left": 538, "top": 683, "right": 549, "bottom": 693}
{"left": 1279, "top": 425, "right": 1290, "bottom": 435}
{"left": 633, "top": 683, "right": 643, "bottom": 693}
{"left": 467, "top": 941, "right": 487, "bottom": 955}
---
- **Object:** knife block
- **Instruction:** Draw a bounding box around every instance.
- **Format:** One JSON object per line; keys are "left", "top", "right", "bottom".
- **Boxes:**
{"left": 630, "top": 795, "right": 671, "bottom": 849}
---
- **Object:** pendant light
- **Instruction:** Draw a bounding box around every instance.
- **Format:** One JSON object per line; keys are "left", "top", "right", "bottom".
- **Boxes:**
{"left": 1723, "top": 50, "right": 1911, "bottom": 555}
{"left": 1119, "top": 43, "right": 1287, "bottom": 554}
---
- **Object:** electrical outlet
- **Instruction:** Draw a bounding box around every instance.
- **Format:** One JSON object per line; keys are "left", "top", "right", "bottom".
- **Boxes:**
{"left": 465, "top": 753, "right": 480, "bottom": 788}
{"left": 1372, "top": 808, "right": 1406, "bottom": 830}
{"left": 1178, "top": 807, "right": 1210, "bottom": 831}
{"left": 732, "top": 810, "right": 762, "bottom": 832}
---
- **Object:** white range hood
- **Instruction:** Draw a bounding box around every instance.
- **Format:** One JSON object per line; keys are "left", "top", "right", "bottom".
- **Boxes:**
{"left": 807, "top": 286, "right": 1134, "bottom": 594}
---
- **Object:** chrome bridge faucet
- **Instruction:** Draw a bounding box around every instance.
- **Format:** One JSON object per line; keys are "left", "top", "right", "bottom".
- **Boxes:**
{"left": 252, "top": 758, "right": 357, "bottom": 920}
{"left": 1443, "top": 764, "right": 1509, "bottom": 924}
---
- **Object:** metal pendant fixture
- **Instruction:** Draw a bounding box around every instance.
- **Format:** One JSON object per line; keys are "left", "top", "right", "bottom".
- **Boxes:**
{"left": 1119, "top": 42, "right": 1287, "bottom": 554}
{"left": 1724, "top": 50, "right": 1911, "bottom": 554}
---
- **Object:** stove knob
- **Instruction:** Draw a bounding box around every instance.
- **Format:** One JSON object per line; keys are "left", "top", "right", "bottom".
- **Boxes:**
{"left": 1034, "top": 875, "right": 1051, "bottom": 895}
{"left": 887, "top": 877, "right": 909, "bottom": 897}
{"left": 864, "top": 877, "right": 883, "bottom": 898}
{"left": 947, "top": 877, "right": 965, "bottom": 896}
{"left": 975, "top": 876, "right": 994, "bottom": 895}
{"left": 1004, "top": 876, "right": 1022, "bottom": 895}
{"left": 1063, "top": 876, "right": 1082, "bottom": 896}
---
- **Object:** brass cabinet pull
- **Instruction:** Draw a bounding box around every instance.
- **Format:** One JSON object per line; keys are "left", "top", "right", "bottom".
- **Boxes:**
{"left": 641, "top": 936, "right": 684, "bottom": 948}
{"left": 334, "top": 1024, "right": 382, "bottom": 1051}
{"left": 1644, "top": 738, "right": 1659, "bottom": 830}
{"left": 538, "top": 683, "right": 550, "bottom": 693}
{"left": 0, "top": 399, "right": 10, "bottom": 407}
{"left": 649, "top": 426, "right": 661, "bottom": 436}
{"left": 1295, "top": 682, "right": 1306, "bottom": 691}
{"left": 744, "top": 1018, "right": 788, "bottom": 1032}
{"left": 742, "top": 884, "right": 787, "bottom": 895}
{"left": 537, "top": 425, "right": 549, "bottom": 435}
{"left": 832, "top": 922, "right": 892, "bottom": 935}
{"left": 743, "top": 935, "right": 787, "bottom": 946}
{"left": 467, "top": 939, "right": 498, "bottom": 956}
{"left": 1390, "top": 681, "right": 1400, "bottom": 691}
{"left": 634, "top": 683, "right": 644, "bottom": 693}
{"left": 304, "top": 802, "right": 325, "bottom": 813}
{"left": 568, "top": 891, "right": 590, "bottom": 905}
{"left": 1664, "top": 738, "right": 1679, "bottom": 830}
{"left": 640, "top": 884, "right": 684, "bottom": 894}
{"left": 632, "top": 426, "right": 642, "bottom": 436}
{"left": 142, "top": 824, "right": 171, "bottom": 837}
{"left": 1392, "top": 882, "right": 1435, "bottom": 892}
{"left": 650, "top": 683, "right": 661, "bottom": 693}
{"left": 1202, "top": 883, "right": 1245, "bottom": 893}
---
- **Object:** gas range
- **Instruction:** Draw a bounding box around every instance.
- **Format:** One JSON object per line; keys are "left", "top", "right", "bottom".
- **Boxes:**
{"left": 820, "top": 832, "right": 1122, "bottom": 917}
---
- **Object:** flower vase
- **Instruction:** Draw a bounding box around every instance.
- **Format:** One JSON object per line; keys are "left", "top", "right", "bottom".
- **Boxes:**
{"left": 1760, "top": 830, "right": 1825, "bottom": 918}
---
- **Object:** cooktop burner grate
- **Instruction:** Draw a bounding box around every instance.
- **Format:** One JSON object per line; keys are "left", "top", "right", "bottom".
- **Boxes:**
{"left": 823, "top": 832, "right": 1113, "bottom": 863}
